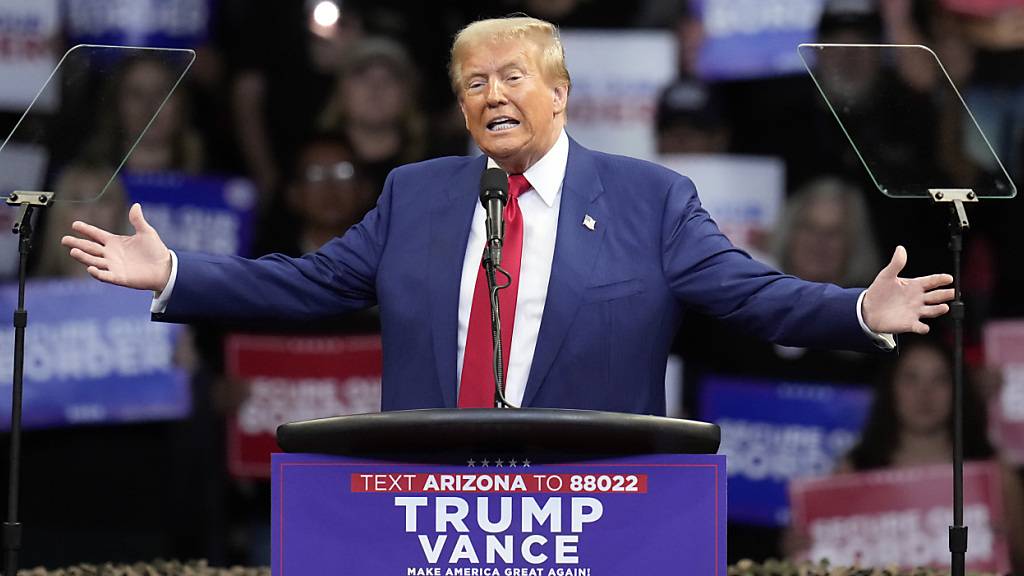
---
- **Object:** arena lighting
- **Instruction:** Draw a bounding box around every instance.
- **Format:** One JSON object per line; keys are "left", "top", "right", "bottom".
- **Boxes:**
{"left": 313, "top": 0, "right": 341, "bottom": 28}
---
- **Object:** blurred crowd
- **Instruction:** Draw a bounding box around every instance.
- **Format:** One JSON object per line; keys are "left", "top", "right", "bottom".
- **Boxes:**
{"left": 0, "top": 0, "right": 1022, "bottom": 570}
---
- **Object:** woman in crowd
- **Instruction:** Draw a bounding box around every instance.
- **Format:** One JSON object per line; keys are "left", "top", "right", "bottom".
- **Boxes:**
{"left": 838, "top": 334, "right": 1024, "bottom": 570}
{"left": 318, "top": 37, "right": 426, "bottom": 193}
{"left": 35, "top": 163, "right": 128, "bottom": 278}
{"left": 83, "top": 54, "right": 204, "bottom": 174}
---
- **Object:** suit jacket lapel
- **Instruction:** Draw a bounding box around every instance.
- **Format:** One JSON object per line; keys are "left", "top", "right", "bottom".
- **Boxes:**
{"left": 429, "top": 155, "right": 486, "bottom": 407}
{"left": 521, "top": 140, "right": 607, "bottom": 407}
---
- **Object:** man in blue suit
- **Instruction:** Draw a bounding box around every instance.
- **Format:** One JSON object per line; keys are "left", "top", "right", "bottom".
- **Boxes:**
{"left": 62, "top": 16, "right": 953, "bottom": 415}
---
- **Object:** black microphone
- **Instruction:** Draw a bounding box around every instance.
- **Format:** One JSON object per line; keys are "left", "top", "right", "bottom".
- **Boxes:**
{"left": 479, "top": 167, "right": 509, "bottom": 266}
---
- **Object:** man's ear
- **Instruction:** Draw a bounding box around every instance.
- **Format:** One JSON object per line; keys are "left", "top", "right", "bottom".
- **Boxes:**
{"left": 459, "top": 99, "right": 470, "bottom": 131}
{"left": 552, "top": 84, "right": 568, "bottom": 115}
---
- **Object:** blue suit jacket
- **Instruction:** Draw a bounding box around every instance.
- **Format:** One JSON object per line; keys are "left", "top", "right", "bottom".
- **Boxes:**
{"left": 159, "top": 138, "right": 875, "bottom": 414}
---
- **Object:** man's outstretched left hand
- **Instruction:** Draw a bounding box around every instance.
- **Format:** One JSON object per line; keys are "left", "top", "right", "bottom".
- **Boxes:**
{"left": 862, "top": 245, "right": 955, "bottom": 335}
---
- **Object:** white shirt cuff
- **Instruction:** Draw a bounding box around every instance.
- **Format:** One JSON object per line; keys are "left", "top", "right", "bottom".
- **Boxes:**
{"left": 857, "top": 290, "right": 895, "bottom": 350}
{"left": 150, "top": 250, "right": 178, "bottom": 314}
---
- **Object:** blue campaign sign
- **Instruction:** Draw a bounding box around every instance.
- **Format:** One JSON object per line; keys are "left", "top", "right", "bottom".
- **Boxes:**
{"left": 273, "top": 453, "right": 727, "bottom": 575}
{"left": 65, "top": 0, "right": 213, "bottom": 49}
{"left": 694, "top": 0, "right": 826, "bottom": 80}
{"left": 124, "top": 172, "right": 259, "bottom": 258}
{"left": 699, "top": 375, "right": 871, "bottom": 526}
{"left": 0, "top": 278, "right": 190, "bottom": 429}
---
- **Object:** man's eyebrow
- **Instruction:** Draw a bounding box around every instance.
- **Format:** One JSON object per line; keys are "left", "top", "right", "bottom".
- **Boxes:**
{"left": 464, "top": 59, "right": 529, "bottom": 79}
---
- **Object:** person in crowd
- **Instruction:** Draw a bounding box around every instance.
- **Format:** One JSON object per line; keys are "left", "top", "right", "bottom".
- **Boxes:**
{"left": 82, "top": 55, "right": 204, "bottom": 174}
{"left": 226, "top": 0, "right": 364, "bottom": 201}
{"left": 773, "top": 177, "right": 881, "bottom": 289}
{"left": 942, "top": 0, "right": 1024, "bottom": 182}
{"left": 36, "top": 163, "right": 128, "bottom": 278}
{"left": 655, "top": 78, "right": 730, "bottom": 155}
{"left": 844, "top": 335, "right": 992, "bottom": 470}
{"left": 318, "top": 37, "right": 427, "bottom": 193}
{"left": 837, "top": 334, "right": 1024, "bottom": 570}
{"left": 653, "top": 3, "right": 730, "bottom": 155}
{"left": 255, "top": 133, "right": 377, "bottom": 258}
{"left": 681, "top": 177, "right": 883, "bottom": 389}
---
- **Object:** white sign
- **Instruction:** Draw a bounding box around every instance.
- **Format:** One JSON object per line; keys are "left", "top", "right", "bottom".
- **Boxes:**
{"left": 560, "top": 31, "right": 676, "bottom": 161}
{"left": 0, "top": 0, "right": 59, "bottom": 111}
{"left": 659, "top": 154, "right": 785, "bottom": 256}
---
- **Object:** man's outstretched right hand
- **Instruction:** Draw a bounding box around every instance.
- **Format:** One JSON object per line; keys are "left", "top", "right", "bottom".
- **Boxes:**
{"left": 61, "top": 203, "right": 172, "bottom": 292}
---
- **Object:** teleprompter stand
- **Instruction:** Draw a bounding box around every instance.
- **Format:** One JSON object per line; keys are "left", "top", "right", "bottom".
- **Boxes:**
{"left": 799, "top": 42, "right": 1018, "bottom": 575}
{"left": 929, "top": 188, "right": 977, "bottom": 576}
{"left": 0, "top": 45, "right": 195, "bottom": 575}
{"left": 2, "top": 191, "right": 52, "bottom": 576}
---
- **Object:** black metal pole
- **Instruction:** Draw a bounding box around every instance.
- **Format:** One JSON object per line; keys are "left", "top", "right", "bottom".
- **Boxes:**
{"left": 948, "top": 203, "right": 967, "bottom": 576}
{"left": 3, "top": 203, "right": 34, "bottom": 576}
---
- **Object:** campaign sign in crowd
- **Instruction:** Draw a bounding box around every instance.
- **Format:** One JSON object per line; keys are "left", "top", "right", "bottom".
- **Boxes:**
{"left": 790, "top": 462, "right": 1011, "bottom": 573}
{"left": 226, "top": 334, "right": 382, "bottom": 478}
{"left": 700, "top": 375, "right": 872, "bottom": 525}
{"left": 984, "top": 320, "right": 1024, "bottom": 465}
{"left": 0, "top": 278, "right": 189, "bottom": 428}
{"left": 124, "top": 172, "right": 259, "bottom": 258}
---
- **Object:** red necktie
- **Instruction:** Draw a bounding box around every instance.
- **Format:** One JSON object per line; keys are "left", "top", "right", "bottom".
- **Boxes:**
{"left": 458, "top": 174, "right": 530, "bottom": 408}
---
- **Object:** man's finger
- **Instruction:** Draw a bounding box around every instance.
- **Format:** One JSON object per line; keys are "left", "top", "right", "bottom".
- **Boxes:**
{"left": 71, "top": 221, "right": 114, "bottom": 245}
{"left": 128, "top": 203, "right": 151, "bottom": 234}
{"left": 916, "top": 273, "right": 954, "bottom": 291}
{"left": 87, "top": 266, "right": 116, "bottom": 284}
{"left": 69, "top": 248, "right": 106, "bottom": 270}
{"left": 924, "top": 288, "right": 955, "bottom": 305}
{"left": 61, "top": 236, "right": 104, "bottom": 257}
{"left": 920, "top": 303, "right": 950, "bottom": 318}
{"left": 883, "top": 245, "right": 908, "bottom": 276}
{"left": 913, "top": 321, "right": 931, "bottom": 334}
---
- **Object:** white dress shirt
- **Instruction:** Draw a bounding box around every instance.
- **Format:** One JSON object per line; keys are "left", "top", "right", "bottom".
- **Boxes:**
{"left": 456, "top": 129, "right": 569, "bottom": 406}
{"left": 153, "top": 127, "right": 892, "bottom": 404}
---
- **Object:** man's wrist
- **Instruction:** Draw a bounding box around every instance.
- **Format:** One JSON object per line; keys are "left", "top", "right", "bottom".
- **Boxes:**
{"left": 155, "top": 249, "right": 173, "bottom": 294}
{"left": 151, "top": 251, "right": 178, "bottom": 314}
{"left": 857, "top": 290, "right": 895, "bottom": 350}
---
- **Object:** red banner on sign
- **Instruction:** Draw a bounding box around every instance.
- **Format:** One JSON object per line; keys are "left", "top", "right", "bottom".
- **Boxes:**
{"left": 985, "top": 321, "right": 1024, "bottom": 465}
{"left": 350, "top": 473, "right": 650, "bottom": 494}
{"left": 789, "top": 462, "right": 1010, "bottom": 573}
{"left": 225, "top": 334, "right": 382, "bottom": 478}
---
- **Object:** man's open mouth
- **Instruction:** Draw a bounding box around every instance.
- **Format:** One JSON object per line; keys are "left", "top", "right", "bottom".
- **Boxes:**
{"left": 487, "top": 117, "right": 520, "bottom": 132}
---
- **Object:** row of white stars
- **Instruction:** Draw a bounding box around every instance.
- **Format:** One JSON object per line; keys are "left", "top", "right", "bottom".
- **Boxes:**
{"left": 466, "top": 458, "right": 531, "bottom": 467}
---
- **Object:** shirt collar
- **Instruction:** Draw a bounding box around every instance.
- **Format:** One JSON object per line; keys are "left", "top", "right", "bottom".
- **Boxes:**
{"left": 486, "top": 128, "right": 568, "bottom": 208}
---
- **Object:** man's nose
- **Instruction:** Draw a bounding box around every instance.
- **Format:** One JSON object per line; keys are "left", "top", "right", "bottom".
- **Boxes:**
{"left": 485, "top": 79, "right": 507, "bottom": 106}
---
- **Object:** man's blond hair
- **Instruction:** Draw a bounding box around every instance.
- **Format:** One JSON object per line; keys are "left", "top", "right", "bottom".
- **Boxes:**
{"left": 448, "top": 16, "right": 571, "bottom": 97}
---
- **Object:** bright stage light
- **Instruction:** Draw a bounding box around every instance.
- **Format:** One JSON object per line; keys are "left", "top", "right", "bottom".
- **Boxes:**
{"left": 312, "top": 1, "right": 341, "bottom": 28}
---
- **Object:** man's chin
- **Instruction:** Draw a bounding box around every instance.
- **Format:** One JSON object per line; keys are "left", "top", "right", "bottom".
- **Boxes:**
{"left": 478, "top": 142, "right": 525, "bottom": 164}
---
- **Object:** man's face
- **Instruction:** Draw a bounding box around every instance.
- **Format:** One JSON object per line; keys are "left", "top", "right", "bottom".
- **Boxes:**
{"left": 458, "top": 39, "right": 567, "bottom": 173}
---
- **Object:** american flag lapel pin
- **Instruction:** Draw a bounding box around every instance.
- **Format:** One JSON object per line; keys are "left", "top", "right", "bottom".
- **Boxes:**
{"left": 582, "top": 214, "right": 596, "bottom": 231}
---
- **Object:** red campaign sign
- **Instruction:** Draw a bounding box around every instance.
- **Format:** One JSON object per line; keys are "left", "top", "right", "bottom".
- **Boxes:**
{"left": 225, "top": 334, "right": 382, "bottom": 479}
{"left": 985, "top": 321, "right": 1024, "bottom": 465}
{"left": 350, "top": 473, "right": 650, "bottom": 494}
{"left": 790, "top": 462, "right": 1010, "bottom": 573}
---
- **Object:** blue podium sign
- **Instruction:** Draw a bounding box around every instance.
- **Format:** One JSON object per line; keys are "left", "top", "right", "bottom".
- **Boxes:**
{"left": 273, "top": 453, "right": 727, "bottom": 575}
